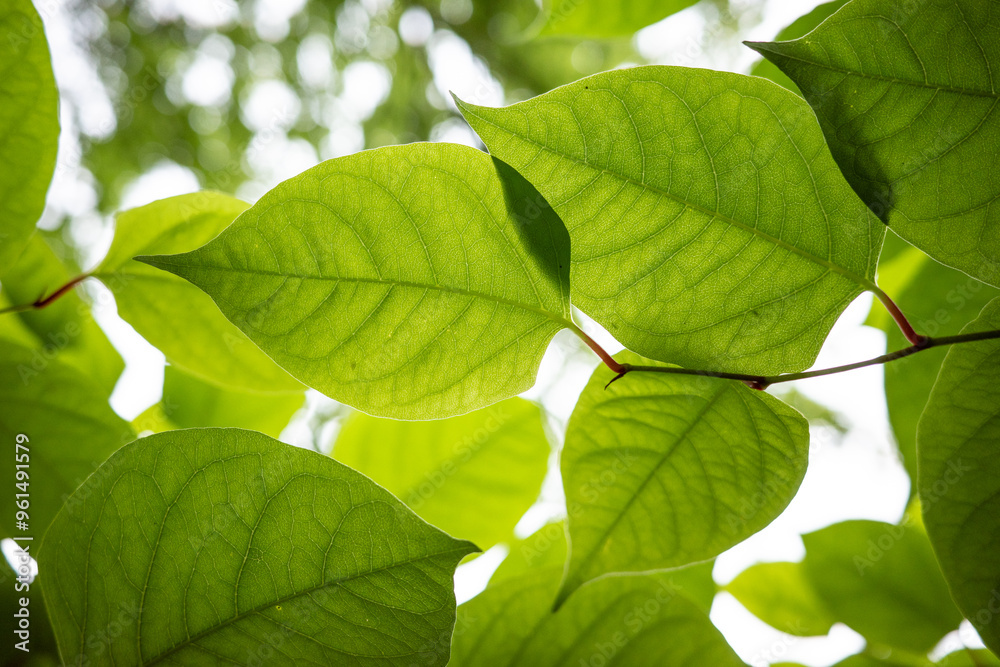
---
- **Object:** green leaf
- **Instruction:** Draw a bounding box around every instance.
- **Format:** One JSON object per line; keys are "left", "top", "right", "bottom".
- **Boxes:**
{"left": 0, "top": 233, "right": 124, "bottom": 395}
{"left": 453, "top": 569, "right": 739, "bottom": 666}
{"left": 135, "top": 365, "right": 305, "bottom": 438}
{"left": 726, "top": 561, "right": 837, "bottom": 636}
{"left": 457, "top": 66, "right": 884, "bottom": 375}
{"left": 491, "top": 521, "right": 569, "bottom": 585}
{"left": 139, "top": 143, "right": 574, "bottom": 419}
{"left": 40, "top": 428, "right": 477, "bottom": 666}
{"left": 0, "top": 343, "right": 133, "bottom": 539}
{"left": 333, "top": 398, "right": 549, "bottom": 550}
{"left": 918, "top": 298, "right": 1000, "bottom": 656}
{"left": 871, "top": 235, "right": 997, "bottom": 490}
{"left": 0, "top": 0, "right": 59, "bottom": 269}
{"left": 535, "top": 0, "right": 699, "bottom": 38}
{"left": 801, "top": 520, "right": 963, "bottom": 653}
{"left": 749, "top": 0, "right": 851, "bottom": 95}
{"left": 937, "top": 649, "right": 1000, "bottom": 667}
{"left": 94, "top": 192, "right": 302, "bottom": 394}
{"left": 557, "top": 351, "right": 809, "bottom": 606}
{"left": 747, "top": 0, "right": 1000, "bottom": 287}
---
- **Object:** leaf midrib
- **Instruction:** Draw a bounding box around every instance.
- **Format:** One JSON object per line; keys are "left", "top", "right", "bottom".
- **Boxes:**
{"left": 459, "top": 104, "right": 879, "bottom": 293}
{"left": 145, "top": 546, "right": 472, "bottom": 666}
{"left": 563, "top": 383, "right": 729, "bottom": 599}
{"left": 138, "top": 256, "right": 576, "bottom": 329}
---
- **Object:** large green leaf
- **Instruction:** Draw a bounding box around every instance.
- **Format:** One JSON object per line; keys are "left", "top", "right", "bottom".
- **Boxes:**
{"left": 40, "top": 428, "right": 477, "bottom": 666}
{"left": 457, "top": 66, "right": 883, "bottom": 375}
{"left": 801, "top": 520, "right": 963, "bottom": 653}
{"left": 333, "top": 398, "right": 548, "bottom": 550}
{"left": 0, "top": 0, "right": 59, "bottom": 269}
{"left": 726, "top": 561, "right": 837, "bottom": 636}
{"left": 869, "top": 234, "right": 997, "bottom": 489}
{"left": 557, "top": 351, "right": 808, "bottom": 606}
{"left": 0, "top": 343, "right": 133, "bottom": 539}
{"left": 133, "top": 365, "right": 305, "bottom": 438}
{"left": 749, "top": 0, "right": 851, "bottom": 95}
{"left": 535, "top": 0, "right": 699, "bottom": 38}
{"left": 748, "top": 0, "right": 1000, "bottom": 287}
{"left": 452, "top": 569, "right": 738, "bottom": 666}
{"left": 919, "top": 298, "right": 1000, "bottom": 656}
{"left": 93, "top": 192, "right": 302, "bottom": 394}
{"left": 0, "top": 234, "right": 124, "bottom": 395}
{"left": 491, "top": 521, "right": 569, "bottom": 584}
{"left": 139, "top": 143, "right": 574, "bottom": 419}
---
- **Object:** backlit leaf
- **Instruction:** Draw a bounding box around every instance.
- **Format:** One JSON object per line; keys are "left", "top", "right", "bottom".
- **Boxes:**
{"left": 0, "top": 233, "right": 123, "bottom": 395}
{"left": 0, "top": 0, "right": 59, "bottom": 269}
{"left": 333, "top": 398, "right": 549, "bottom": 550}
{"left": 535, "top": 0, "right": 699, "bottom": 38}
{"left": 458, "top": 66, "right": 883, "bottom": 374}
{"left": 0, "top": 343, "right": 133, "bottom": 539}
{"left": 801, "top": 520, "right": 963, "bottom": 653}
{"left": 451, "top": 569, "right": 737, "bottom": 666}
{"left": 94, "top": 192, "right": 302, "bottom": 393}
{"left": 726, "top": 561, "right": 836, "bottom": 636}
{"left": 40, "top": 428, "right": 477, "bottom": 666}
{"left": 919, "top": 298, "right": 1000, "bottom": 656}
{"left": 748, "top": 0, "right": 1000, "bottom": 287}
{"left": 139, "top": 143, "right": 574, "bottom": 419}
{"left": 557, "top": 351, "right": 808, "bottom": 606}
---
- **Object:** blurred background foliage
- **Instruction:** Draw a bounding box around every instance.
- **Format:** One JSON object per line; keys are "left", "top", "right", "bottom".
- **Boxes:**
{"left": 44, "top": 0, "right": 764, "bottom": 269}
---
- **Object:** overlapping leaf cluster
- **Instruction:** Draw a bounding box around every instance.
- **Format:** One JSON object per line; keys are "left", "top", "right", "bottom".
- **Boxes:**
{"left": 2, "top": 0, "right": 998, "bottom": 664}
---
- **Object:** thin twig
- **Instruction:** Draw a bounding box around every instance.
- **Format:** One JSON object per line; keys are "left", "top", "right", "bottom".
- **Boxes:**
{"left": 607, "top": 330, "right": 1000, "bottom": 390}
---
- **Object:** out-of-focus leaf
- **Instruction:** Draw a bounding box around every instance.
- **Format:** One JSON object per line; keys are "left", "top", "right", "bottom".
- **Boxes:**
{"left": 40, "top": 428, "right": 477, "bottom": 666}
{"left": 557, "top": 351, "right": 808, "bottom": 606}
{"left": 919, "top": 298, "right": 1000, "bottom": 656}
{"left": 0, "top": 0, "right": 59, "bottom": 269}
{"left": 802, "top": 520, "right": 963, "bottom": 653}
{"left": 867, "top": 233, "right": 997, "bottom": 491}
{"left": 726, "top": 561, "right": 837, "bottom": 636}
{"left": 0, "top": 234, "right": 123, "bottom": 395}
{"left": 333, "top": 398, "right": 549, "bottom": 550}
{"left": 452, "top": 568, "right": 739, "bottom": 666}
{"left": 135, "top": 365, "right": 305, "bottom": 438}
{"left": 535, "top": 0, "right": 699, "bottom": 37}
{"left": 458, "top": 66, "right": 883, "bottom": 375}
{"left": 140, "top": 144, "right": 573, "bottom": 419}
{"left": 0, "top": 343, "right": 133, "bottom": 539}
{"left": 93, "top": 192, "right": 302, "bottom": 394}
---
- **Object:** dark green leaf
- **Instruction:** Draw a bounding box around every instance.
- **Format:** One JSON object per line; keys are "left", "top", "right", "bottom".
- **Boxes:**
{"left": 333, "top": 398, "right": 549, "bottom": 550}
{"left": 94, "top": 192, "right": 302, "bottom": 394}
{"left": 801, "top": 520, "right": 963, "bottom": 653}
{"left": 0, "top": 0, "right": 59, "bottom": 269}
{"left": 40, "top": 428, "right": 477, "bottom": 666}
{"left": 457, "top": 66, "right": 883, "bottom": 374}
{"left": 748, "top": 0, "right": 1000, "bottom": 287}
{"left": 919, "top": 298, "right": 1000, "bottom": 656}
{"left": 557, "top": 351, "right": 808, "bottom": 606}
{"left": 139, "top": 144, "right": 574, "bottom": 419}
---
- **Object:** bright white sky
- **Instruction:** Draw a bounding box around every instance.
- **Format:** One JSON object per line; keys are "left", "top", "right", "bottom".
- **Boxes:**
{"left": 29, "top": 0, "right": 987, "bottom": 664}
